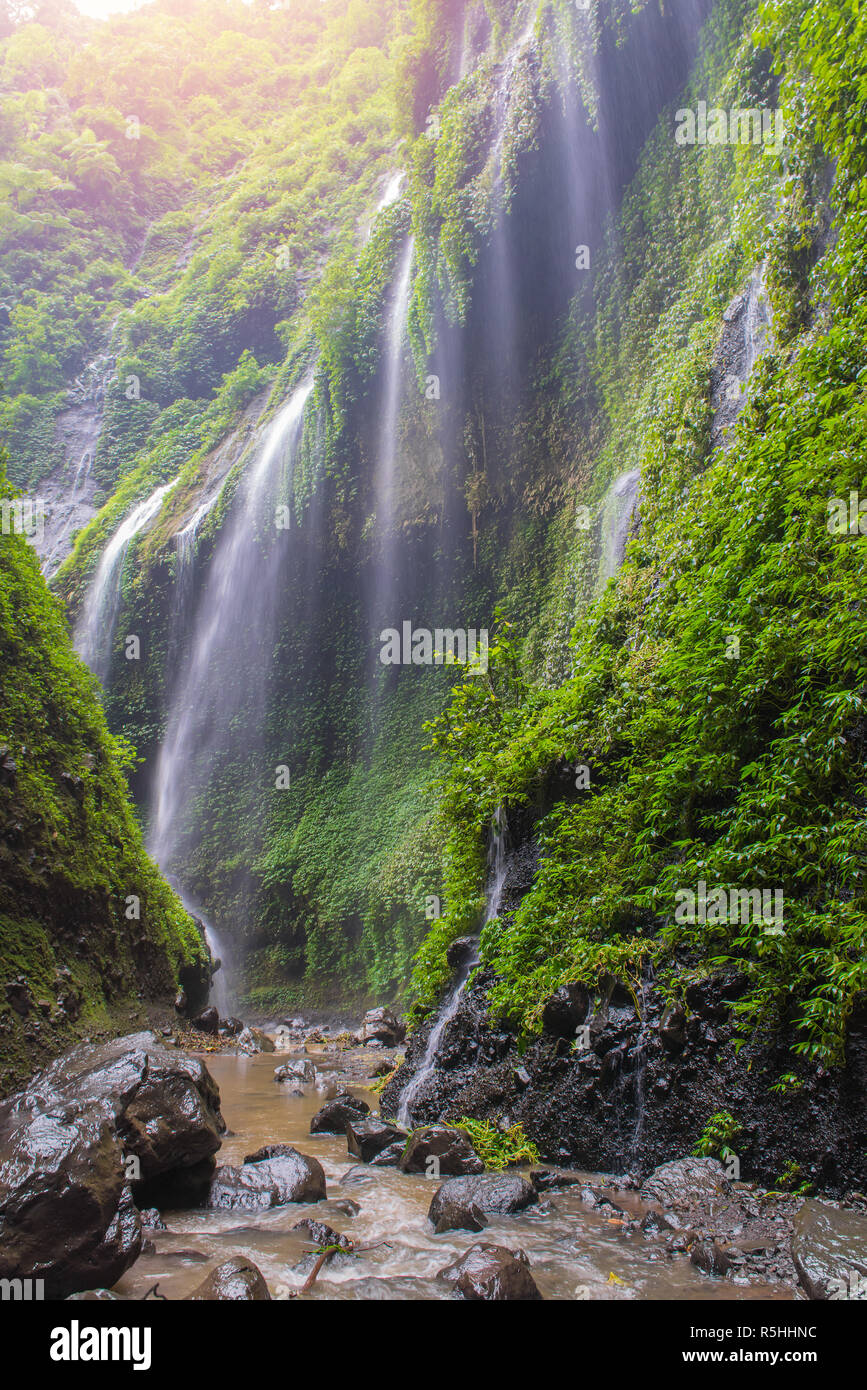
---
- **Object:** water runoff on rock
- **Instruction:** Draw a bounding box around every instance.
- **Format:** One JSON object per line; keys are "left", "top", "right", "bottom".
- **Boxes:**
{"left": 397, "top": 806, "right": 509, "bottom": 1126}
{"left": 74, "top": 478, "right": 178, "bottom": 684}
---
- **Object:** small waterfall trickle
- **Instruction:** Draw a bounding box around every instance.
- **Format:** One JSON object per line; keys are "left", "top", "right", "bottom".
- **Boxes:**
{"left": 397, "top": 806, "right": 508, "bottom": 1127}
{"left": 371, "top": 234, "right": 414, "bottom": 642}
{"left": 149, "top": 376, "right": 313, "bottom": 877}
{"left": 74, "top": 478, "right": 178, "bottom": 683}
{"left": 598, "top": 468, "right": 640, "bottom": 587}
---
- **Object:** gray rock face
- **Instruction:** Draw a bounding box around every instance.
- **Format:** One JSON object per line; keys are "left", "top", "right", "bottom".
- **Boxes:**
{"left": 0, "top": 1032, "right": 224, "bottom": 1299}
{"left": 207, "top": 1145, "right": 326, "bottom": 1210}
{"left": 791, "top": 1202, "right": 867, "bottom": 1300}
{"left": 399, "top": 1125, "right": 484, "bottom": 1176}
{"left": 360, "top": 1007, "right": 405, "bottom": 1046}
{"left": 187, "top": 1257, "right": 271, "bottom": 1300}
{"left": 428, "top": 1173, "right": 538, "bottom": 1234}
{"left": 438, "top": 1243, "right": 542, "bottom": 1300}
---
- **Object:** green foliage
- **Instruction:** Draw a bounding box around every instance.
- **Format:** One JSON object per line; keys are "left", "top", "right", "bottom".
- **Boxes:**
{"left": 454, "top": 1116, "right": 540, "bottom": 1169}
{"left": 0, "top": 447, "right": 207, "bottom": 1091}
{"left": 408, "top": 0, "right": 867, "bottom": 1071}
{"left": 692, "top": 1110, "right": 742, "bottom": 1161}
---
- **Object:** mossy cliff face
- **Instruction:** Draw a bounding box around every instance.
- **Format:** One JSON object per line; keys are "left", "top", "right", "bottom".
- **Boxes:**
{"left": 408, "top": 0, "right": 867, "bottom": 1089}
{"left": 4, "top": 0, "right": 863, "bottom": 1105}
{"left": 38, "top": 0, "right": 713, "bottom": 1015}
{"left": 0, "top": 455, "right": 209, "bottom": 1094}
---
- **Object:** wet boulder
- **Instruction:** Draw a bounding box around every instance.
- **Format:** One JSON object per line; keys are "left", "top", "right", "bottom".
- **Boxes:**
{"left": 0, "top": 1033, "right": 224, "bottom": 1298}
{"left": 360, "top": 1007, "right": 405, "bottom": 1046}
{"left": 369, "top": 1141, "right": 406, "bottom": 1167}
{"left": 399, "top": 1125, "right": 484, "bottom": 1177}
{"left": 428, "top": 1173, "right": 538, "bottom": 1234}
{"left": 220, "top": 1017, "right": 245, "bottom": 1038}
{"left": 446, "top": 937, "right": 478, "bottom": 970}
{"left": 191, "top": 1007, "right": 220, "bottom": 1035}
{"left": 292, "top": 1218, "right": 353, "bottom": 1253}
{"left": 237, "top": 1026, "right": 274, "bottom": 1054}
{"left": 658, "top": 1004, "right": 687, "bottom": 1053}
{"left": 438, "top": 1243, "right": 542, "bottom": 1301}
{"left": 345, "top": 1117, "right": 407, "bottom": 1163}
{"left": 791, "top": 1202, "right": 867, "bottom": 1300}
{"left": 640, "top": 1158, "right": 733, "bottom": 1219}
{"left": 310, "top": 1091, "right": 370, "bottom": 1134}
{"left": 690, "top": 1238, "right": 737, "bottom": 1277}
{"left": 138, "top": 1207, "right": 167, "bottom": 1230}
{"left": 187, "top": 1257, "right": 271, "bottom": 1300}
{"left": 275, "top": 1058, "right": 316, "bottom": 1084}
{"left": 207, "top": 1145, "right": 326, "bottom": 1210}
{"left": 541, "top": 983, "right": 590, "bottom": 1038}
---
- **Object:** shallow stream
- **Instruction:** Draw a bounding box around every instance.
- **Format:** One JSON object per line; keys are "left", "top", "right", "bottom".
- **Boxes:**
{"left": 116, "top": 1045, "right": 794, "bottom": 1302}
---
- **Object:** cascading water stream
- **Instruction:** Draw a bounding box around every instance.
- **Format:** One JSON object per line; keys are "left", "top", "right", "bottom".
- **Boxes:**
{"left": 371, "top": 234, "right": 414, "bottom": 648}
{"left": 74, "top": 478, "right": 178, "bottom": 684}
{"left": 149, "top": 376, "right": 313, "bottom": 882}
{"left": 598, "top": 468, "right": 640, "bottom": 586}
{"left": 397, "top": 807, "right": 508, "bottom": 1126}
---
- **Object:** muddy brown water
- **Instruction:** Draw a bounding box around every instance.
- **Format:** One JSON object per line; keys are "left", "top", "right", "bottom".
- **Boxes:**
{"left": 115, "top": 1045, "right": 794, "bottom": 1301}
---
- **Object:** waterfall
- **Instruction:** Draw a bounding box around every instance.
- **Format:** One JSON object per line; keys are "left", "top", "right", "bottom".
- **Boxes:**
{"left": 74, "top": 479, "right": 177, "bottom": 683}
{"left": 371, "top": 235, "right": 414, "bottom": 636}
{"left": 598, "top": 468, "right": 640, "bottom": 586}
{"left": 376, "top": 171, "right": 405, "bottom": 215}
{"left": 149, "top": 376, "right": 313, "bottom": 884}
{"left": 397, "top": 806, "right": 508, "bottom": 1126}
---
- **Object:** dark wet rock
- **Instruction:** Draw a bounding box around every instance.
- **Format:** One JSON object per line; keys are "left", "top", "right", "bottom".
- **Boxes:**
{"left": 345, "top": 1117, "right": 407, "bottom": 1163}
{"left": 237, "top": 1026, "right": 274, "bottom": 1054}
{"left": 360, "top": 1007, "right": 405, "bottom": 1046}
{"left": 542, "top": 983, "right": 590, "bottom": 1038}
{"left": 138, "top": 1207, "right": 166, "bottom": 1230}
{"left": 690, "top": 1238, "right": 737, "bottom": 1277}
{"left": 658, "top": 1004, "right": 686, "bottom": 1053}
{"left": 275, "top": 1059, "right": 316, "bottom": 1084}
{"left": 446, "top": 936, "right": 478, "bottom": 970}
{"left": 139, "top": 1155, "right": 216, "bottom": 1211}
{"left": 530, "top": 1169, "right": 584, "bottom": 1192}
{"left": 191, "top": 1007, "right": 220, "bottom": 1035}
{"left": 399, "top": 1125, "right": 484, "bottom": 1176}
{"left": 438, "top": 1243, "right": 542, "bottom": 1300}
{"left": 220, "top": 1017, "right": 245, "bottom": 1037}
{"left": 207, "top": 1146, "right": 326, "bottom": 1210}
{"left": 369, "top": 1058, "right": 394, "bottom": 1078}
{"left": 791, "top": 1202, "right": 867, "bottom": 1300}
{"left": 369, "top": 1141, "right": 405, "bottom": 1167}
{"left": 0, "top": 1033, "right": 223, "bottom": 1297}
{"left": 325, "top": 1198, "right": 361, "bottom": 1218}
{"left": 292, "top": 1218, "right": 352, "bottom": 1252}
{"left": 641, "top": 1158, "right": 733, "bottom": 1215}
{"left": 174, "top": 990, "right": 187, "bottom": 1014}
{"left": 310, "top": 1091, "right": 370, "bottom": 1134}
{"left": 187, "top": 1256, "right": 271, "bottom": 1300}
{"left": 379, "top": 948, "right": 867, "bottom": 1198}
{"left": 428, "top": 1173, "right": 538, "bottom": 1233}
{"left": 4, "top": 978, "right": 32, "bottom": 1016}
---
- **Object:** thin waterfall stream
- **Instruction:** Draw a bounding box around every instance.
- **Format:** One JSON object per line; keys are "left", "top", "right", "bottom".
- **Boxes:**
{"left": 74, "top": 478, "right": 178, "bottom": 682}
{"left": 397, "top": 807, "right": 509, "bottom": 1127}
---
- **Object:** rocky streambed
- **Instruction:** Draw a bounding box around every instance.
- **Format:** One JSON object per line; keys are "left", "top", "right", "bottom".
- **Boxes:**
{"left": 1, "top": 1021, "right": 866, "bottom": 1302}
